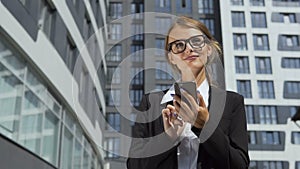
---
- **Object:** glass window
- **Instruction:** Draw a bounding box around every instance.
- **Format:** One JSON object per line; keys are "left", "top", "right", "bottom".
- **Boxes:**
{"left": 130, "top": 45, "right": 144, "bottom": 62}
{"left": 106, "top": 89, "right": 121, "bottom": 106}
{"left": 200, "top": 18, "right": 215, "bottom": 35}
{"left": 248, "top": 131, "right": 256, "bottom": 144}
{"left": 251, "top": 12, "right": 267, "bottom": 28}
{"left": 130, "top": 113, "right": 137, "bottom": 126}
{"left": 39, "top": 0, "right": 55, "bottom": 39}
{"left": 130, "top": 89, "right": 143, "bottom": 107}
{"left": 131, "top": 24, "right": 144, "bottom": 41}
{"left": 156, "top": 61, "right": 173, "bottom": 80}
{"left": 176, "top": 0, "right": 192, "bottom": 13}
{"left": 130, "top": 67, "right": 143, "bottom": 85}
{"left": 106, "top": 45, "right": 122, "bottom": 62}
{"left": 278, "top": 35, "right": 300, "bottom": 50}
{"left": 61, "top": 128, "right": 73, "bottom": 169}
{"left": 292, "top": 132, "right": 300, "bottom": 144}
{"left": 155, "top": 38, "right": 165, "bottom": 56}
{"left": 155, "top": 0, "right": 171, "bottom": 12}
{"left": 83, "top": 14, "right": 93, "bottom": 42}
{"left": 261, "top": 131, "right": 280, "bottom": 145}
{"left": 257, "top": 81, "right": 275, "bottom": 99}
{"left": 284, "top": 81, "right": 300, "bottom": 95}
{"left": 250, "top": 0, "right": 265, "bottom": 6}
{"left": 106, "top": 113, "right": 121, "bottom": 131}
{"left": 253, "top": 34, "right": 269, "bottom": 50}
{"left": 107, "top": 66, "right": 121, "bottom": 84}
{"left": 155, "top": 17, "right": 171, "bottom": 35}
{"left": 232, "top": 11, "right": 245, "bottom": 27}
{"left": 109, "top": 2, "right": 122, "bottom": 19}
{"left": 233, "top": 33, "right": 247, "bottom": 50}
{"left": 282, "top": 57, "right": 300, "bottom": 68}
{"left": 258, "top": 106, "right": 277, "bottom": 124}
{"left": 131, "top": 2, "right": 144, "bottom": 19}
{"left": 108, "top": 23, "right": 122, "bottom": 40}
{"left": 282, "top": 13, "right": 296, "bottom": 23}
{"left": 296, "top": 161, "right": 300, "bottom": 169}
{"left": 255, "top": 57, "right": 272, "bottom": 74}
{"left": 231, "top": 0, "right": 244, "bottom": 5}
{"left": 105, "top": 137, "right": 120, "bottom": 158}
{"left": 237, "top": 80, "right": 252, "bottom": 98}
{"left": 249, "top": 161, "right": 257, "bottom": 169}
{"left": 245, "top": 105, "right": 255, "bottom": 124}
{"left": 156, "top": 84, "right": 172, "bottom": 91}
{"left": 235, "top": 56, "right": 249, "bottom": 74}
{"left": 198, "top": 0, "right": 214, "bottom": 14}
{"left": 65, "top": 36, "right": 77, "bottom": 73}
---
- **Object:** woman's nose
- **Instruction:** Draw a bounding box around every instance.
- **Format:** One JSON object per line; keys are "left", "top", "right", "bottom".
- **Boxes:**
{"left": 184, "top": 43, "right": 194, "bottom": 54}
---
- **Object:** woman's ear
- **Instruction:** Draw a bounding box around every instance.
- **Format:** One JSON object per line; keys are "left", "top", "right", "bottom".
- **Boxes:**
{"left": 207, "top": 45, "right": 212, "bottom": 57}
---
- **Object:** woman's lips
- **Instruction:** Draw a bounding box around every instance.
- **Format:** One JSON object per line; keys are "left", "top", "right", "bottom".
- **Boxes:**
{"left": 184, "top": 55, "right": 199, "bottom": 61}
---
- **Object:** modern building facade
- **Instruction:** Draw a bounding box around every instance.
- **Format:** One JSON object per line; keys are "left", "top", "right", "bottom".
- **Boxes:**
{"left": 105, "top": 0, "right": 222, "bottom": 168}
{"left": 220, "top": 0, "right": 300, "bottom": 168}
{"left": 0, "top": 0, "right": 108, "bottom": 169}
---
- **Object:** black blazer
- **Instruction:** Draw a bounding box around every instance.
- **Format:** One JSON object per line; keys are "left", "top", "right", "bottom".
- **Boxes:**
{"left": 127, "top": 87, "right": 250, "bottom": 169}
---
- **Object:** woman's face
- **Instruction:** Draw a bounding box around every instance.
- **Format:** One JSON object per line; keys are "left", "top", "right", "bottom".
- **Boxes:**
{"left": 167, "top": 26, "right": 211, "bottom": 77}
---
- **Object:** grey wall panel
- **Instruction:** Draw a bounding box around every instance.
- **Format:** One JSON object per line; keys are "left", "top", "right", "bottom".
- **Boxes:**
{"left": 0, "top": 134, "right": 56, "bottom": 169}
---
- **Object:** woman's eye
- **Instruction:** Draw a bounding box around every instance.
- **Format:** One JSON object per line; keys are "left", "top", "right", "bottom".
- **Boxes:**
{"left": 175, "top": 42, "right": 184, "bottom": 49}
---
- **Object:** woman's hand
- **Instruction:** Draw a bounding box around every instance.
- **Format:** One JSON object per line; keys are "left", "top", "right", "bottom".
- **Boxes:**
{"left": 162, "top": 105, "right": 185, "bottom": 141}
{"left": 173, "top": 90, "right": 209, "bottom": 129}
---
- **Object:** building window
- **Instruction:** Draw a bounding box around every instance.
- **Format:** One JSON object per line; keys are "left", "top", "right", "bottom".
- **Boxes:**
{"left": 130, "top": 89, "right": 143, "bottom": 107}
{"left": 248, "top": 131, "right": 256, "bottom": 144}
{"left": 131, "top": 24, "right": 144, "bottom": 41}
{"left": 65, "top": 36, "right": 77, "bottom": 73}
{"left": 130, "top": 113, "right": 137, "bottom": 126}
{"left": 258, "top": 106, "right": 277, "bottom": 124}
{"left": 155, "top": 17, "right": 171, "bottom": 35}
{"left": 245, "top": 105, "right": 255, "bottom": 124}
{"left": 108, "top": 23, "right": 122, "bottom": 40}
{"left": 106, "top": 113, "right": 120, "bottom": 131}
{"left": 258, "top": 81, "right": 275, "bottom": 99}
{"left": 231, "top": 0, "right": 244, "bottom": 5}
{"left": 290, "top": 106, "right": 298, "bottom": 117}
{"left": 261, "top": 131, "right": 280, "bottom": 145}
{"left": 296, "top": 161, "right": 300, "bottom": 169}
{"left": 272, "top": 13, "right": 297, "bottom": 23}
{"left": 272, "top": 0, "right": 300, "bottom": 7}
{"left": 106, "top": 45, "right": 122, "bottom": 62}
{"left": 250, "top": 0, "right": 265, "bottom": 6}
{"left": 39, "top": 0, "right": 55, "bottom": 39}
{"left": 235, "top": 56, "right": 249, "bottom": 74}
{"left": 292, "top": 132, "right": 300, "bottom": 144}
{"left": 251, "top": 12, "right": 267, "bottom": 28}
{"left": 233, "top": 34, "right": 247, "bottom": 50}
{"left": 284, "top": 81, "right": 300, "bottom": 99}
{"left": 232, "top": 11, "right": 245, "bottom": 27}
{"left": 155, "top": 38, "right": 165, "bottom": 55}
{"left": 200, "top": 18, "right": 215, "bottom": 35}
{"left": 107, "top": 66, "right": 121, "bottom": 84}
{"left": 282, "top": 57, "right": 300, "bottom": 68}
{"left": 130, "top": 45, "right": 144, "bottom": 62}
{"left": 176, "top": 0, "right": 192, "bottom": 13}
{"left": 83, "top": 14, "right": 93, "bottom": 42}
{"left": 155, "top": 0, "right": 171, "bottom": 12}
{"left": 198, "top": 0, "right": 214, "bottom": 14}
{"left": 130, "top": 67, "right": 144, "bottom": 85}
{"left": 249, "top": 161, "right": 257, "bottom": 169}
{"left": 107, "top": 89, "right": 121, "bottom": 106}
{"left": 131, "top": 2, "right": 144, "bottom": 19}
{"left": 156, "top": 84, "right": 172, "bottom": 91}
{"left": 255, "top": 57, "right": 272, "bottom": 74}
{"left": 237, "top": 80, "right": 252, "bottom": 98}
{"left": 108, "top": 2, "right": 122, "bottom": 19}
{"left": 253, "top": 34, "right": 269, "bottom": 50}
{"left": 278, "top": 35, "right": 300, "bottom": 51}
{"left": 105, "top": 137, "right": 120, "bottom": 158}
{"left": 156, "top": 61, "right": 173, "bottom": 80}
{"left": 262, "top": 161, "right": 285, "bottom": 169}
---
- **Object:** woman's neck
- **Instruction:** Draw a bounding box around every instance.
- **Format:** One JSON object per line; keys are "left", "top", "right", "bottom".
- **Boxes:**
{"left": 181, "top": 67, "right": 206, "bottom": 87}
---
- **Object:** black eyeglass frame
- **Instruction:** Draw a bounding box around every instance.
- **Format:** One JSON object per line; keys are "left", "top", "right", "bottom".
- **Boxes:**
{"left": 167, "top": 34, "right": 208, "bottom": 54}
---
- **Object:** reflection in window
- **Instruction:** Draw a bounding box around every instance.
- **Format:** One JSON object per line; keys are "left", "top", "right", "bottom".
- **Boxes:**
{"left": 261, "top": 131, "right": 280, "bottom": 145}
{"left": 198, "top": 0, "right": 214, "bottom": 14}
{"left": 105, "top": 137, "right": 120, "bottom": 158}
{"left": 253, "top": 34, "right": 269, "bottom": 50}
{"left": 200, "top": 18, "right": 215, "bottom": 35}
{"left": 231, "top": 0, "right": 244, "bottom": 5}
{"left": 258, "top": 106, "right": 277, "bottom": 124}
{"left": 155, "top": 38, "right": 165, "bottom": 55}
{"left": 245, "top": 105, "right": 254, "bottom": 124}
{"left": 108, "top": 2, "right": 122, "bottom": 19}
{"left": 108, "top": 24, "right": 122, "bottom": 40}
{"left": 250, "top": 0, "right": 265, "bottom": 6}
{"left": 39, "top": 0, "right": 55, "bottom": 39}
{"left": 176, "top": 0, "right": 192, "bottom": 14}
{"left": 251, "top": 12, "right": 267, "bottom": 28}
{"left": 131, "top": 2, "right": 144, "bottom": 19}
{"left": 155, "top": 0, "right": 171, "bottom": 12}
{"left": 282, "top": 57, "right": 300, "bottom": 68}
{"left": 237, "top": 80, "right": 252, "bottom": 98}
{"left": 107, "top": 89, "right": 121, "bottom": 106}
{"left": 106, "top": 45, "right": 122, "bottom": 62}
{"left": 248, "top": 131, "right": 256, "bottom": 144}
{"left": 235, "top": 56, "right": 249, "bottom": 74}
{"left": 130, "top": 89, "right": 143, "bottom": 107}
{"left": 278, "top": 35, "right": 300, "bottom": 50}
{"left": 107, "top": 66, "right": 121, "bottom": 84}
{"left": 284, "top": 81, "right": 300, "bottom": 97}
{"left": 232, "top": 11, "right": 245, "bottom": 27}
{"left": 255, "top": 57, "right": 272, "bottom": 74}
{"left": 156, "top": 61, "right": 173, "bottom": 80}
{"left": 106, "top": 113, "right": 121, "bottom": 131}
{"left": 233, "top": 34, "right": 247, "bottom": 50}
{"left": 257, "top": 81, "right": 275, "bottom": 99}
{"left": 155, "top": 17, "right": 171, "bottom": 35}
{"left": 130, "top": 45, "right": 144, "bottom": 62}
{"left": 131, "top": 24, "right": 144, "bottom": 41}
{"left": 131, "top": 67, "right": 143, "bottom": 85}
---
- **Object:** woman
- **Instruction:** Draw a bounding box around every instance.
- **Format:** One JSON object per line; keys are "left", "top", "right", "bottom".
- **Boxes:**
{"left": 127, "top": 16, "right": 250, "bottom": 169}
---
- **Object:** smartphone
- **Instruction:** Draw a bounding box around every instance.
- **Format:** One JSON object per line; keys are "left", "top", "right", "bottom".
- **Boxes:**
{"left": 174, "top": 81, "right": 197, "bottom": 106}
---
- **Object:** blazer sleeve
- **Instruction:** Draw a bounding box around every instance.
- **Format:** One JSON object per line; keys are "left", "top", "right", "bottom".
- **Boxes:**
{"left": 126, "top": 94, "right": 178, "bottom": 169}
{"left": 200, "top": 93, "right": 250, "bottom": 169}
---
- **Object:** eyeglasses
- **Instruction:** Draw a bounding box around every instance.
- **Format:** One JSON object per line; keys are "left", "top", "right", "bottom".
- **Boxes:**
{"left": 167, "top": 35, "right": 207, "bottom": 54}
